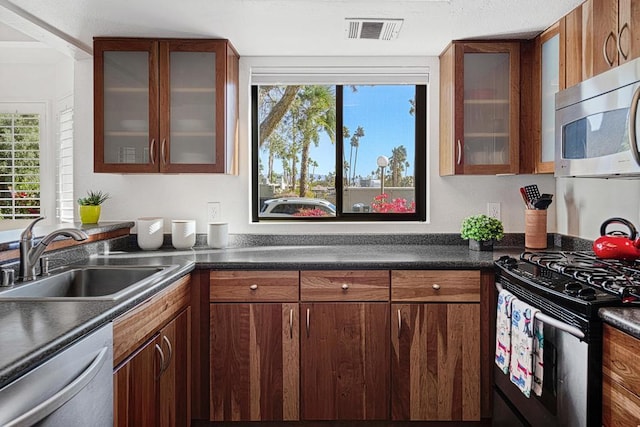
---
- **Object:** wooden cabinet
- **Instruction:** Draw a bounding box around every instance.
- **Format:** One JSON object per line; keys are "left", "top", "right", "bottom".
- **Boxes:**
{"left": 209, "top": 271, "right": 299, "bottom": 421}
{"left": 602, "top": 323, "right": 640, "bottom": 425}
{"left": 94, "top": 38, "right": 238, "bottom": 174}
{"left": 113, "top": 274, "right": 191, "bottom": 427}
{"left": 561, "top": 4, "right": 585, "bottom": 88}
{"left": 439, "top": 41, "right": 520, "bottom": 175}
{"left": 390, "top": 270, "right": 481, "bottom": 421}
{"left": 300, "top": 270, "right": 390, "bottom": 420}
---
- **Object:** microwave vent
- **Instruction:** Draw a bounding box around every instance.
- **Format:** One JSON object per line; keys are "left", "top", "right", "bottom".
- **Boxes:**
{"left": 345, "top": 19, "right": 403, "bottom": 40}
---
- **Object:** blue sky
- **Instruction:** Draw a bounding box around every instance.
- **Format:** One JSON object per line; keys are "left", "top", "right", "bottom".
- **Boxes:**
{"left": 263, "top": 85, "right": 416, "bottom": 179}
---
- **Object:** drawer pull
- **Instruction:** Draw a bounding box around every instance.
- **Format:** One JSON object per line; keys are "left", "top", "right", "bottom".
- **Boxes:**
{"left": 249, "top": 284, "right": 258, "bottom": 291}
{"left": 397, "top": 309, "right": 402, "bottom": 338}
{"left": 432, "top": 284, "right": 441, "bottom": 290}
{"left": 306, "top": 308, "right": 310, "bottom": 337}
{"left": 155, "top": 343, "right": 165, "bottom": 379}
{"left": 162, "top": 335, "right": 173, "bottom": 373}
{"left": 341, "top": 283, "right": 349, "bottom": 290}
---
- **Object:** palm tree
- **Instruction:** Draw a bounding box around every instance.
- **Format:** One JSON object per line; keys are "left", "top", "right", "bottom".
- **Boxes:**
{"left": 350, "top": 126, "right": 365, "bottom": 185}
{"left": 389, "top": 145, "right": 409, "bottom": 187}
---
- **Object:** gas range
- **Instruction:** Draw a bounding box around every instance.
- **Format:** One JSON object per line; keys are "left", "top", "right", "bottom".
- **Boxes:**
{"left": 494, "top": 250, "right": 640, "bottom": 322}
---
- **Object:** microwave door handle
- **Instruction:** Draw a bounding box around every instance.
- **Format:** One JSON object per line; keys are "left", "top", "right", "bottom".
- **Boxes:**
{"left": 629, "top": 84, "right": 640, "bottom": 166}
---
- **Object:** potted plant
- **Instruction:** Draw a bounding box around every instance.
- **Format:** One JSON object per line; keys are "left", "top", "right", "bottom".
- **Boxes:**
{"left": 77, "top": 190, "right": 110, "bottom": 224}
{"left": 460, "top": 214, "right": 504, "bottom": 251}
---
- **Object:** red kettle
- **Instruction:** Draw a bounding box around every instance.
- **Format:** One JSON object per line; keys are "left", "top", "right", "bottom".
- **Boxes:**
{"left": 593, "top": 217, "right": 640, "bottom": 261}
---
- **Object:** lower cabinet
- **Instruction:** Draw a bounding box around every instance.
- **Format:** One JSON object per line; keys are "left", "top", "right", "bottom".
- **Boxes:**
{"left": 113, "top": 275, "right": 191, "bottom": 427}
{"left": 209, "top": 270, "right": 300, "bottom": 421}
{"left": 602, "top": 323, "right": 640, "bottom": 425}
{"left": 391, "top": 270, "right": 481, "bottom": 421}
{"left": 300, "top": 302, "right": 390, "bottom": 420}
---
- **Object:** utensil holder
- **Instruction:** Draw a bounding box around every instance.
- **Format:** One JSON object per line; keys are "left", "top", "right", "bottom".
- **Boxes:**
{"left": 207, "top": 222, "right": 229, "bottom": 249}
{"left": 525, "top": 209, "right": 547, "bottom": 249}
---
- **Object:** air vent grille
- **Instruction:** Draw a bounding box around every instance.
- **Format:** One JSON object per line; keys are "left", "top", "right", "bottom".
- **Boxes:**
{"left": 345, "top": 19, "right": 403, "bottom": 41}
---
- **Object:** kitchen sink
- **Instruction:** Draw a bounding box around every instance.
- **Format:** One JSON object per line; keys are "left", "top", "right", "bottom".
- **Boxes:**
{"left": 0, "top": 265, "right": 170, "bottom": 301}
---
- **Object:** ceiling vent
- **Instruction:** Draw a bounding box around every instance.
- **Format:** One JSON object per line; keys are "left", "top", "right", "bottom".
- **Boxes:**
{"left": 345, "top": 18, "right": 404, "bottom": 41}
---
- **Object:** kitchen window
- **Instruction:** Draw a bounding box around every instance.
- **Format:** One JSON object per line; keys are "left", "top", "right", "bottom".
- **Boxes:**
{"left": 251, "top": 69, "right": 427, "bottom": 222}
{"left": 0, "top": 109, "right": 42, "bottom": 220}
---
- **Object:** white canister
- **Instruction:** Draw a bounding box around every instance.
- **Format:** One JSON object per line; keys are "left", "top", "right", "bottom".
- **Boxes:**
{"left": 136, "top": 217, "right": 164, "bottom": 250}
{"left": 207, "top": 222, "right": 229, "bottom": 248}
{"left": 171, "top": 219, "right": 196, "bottom": 249}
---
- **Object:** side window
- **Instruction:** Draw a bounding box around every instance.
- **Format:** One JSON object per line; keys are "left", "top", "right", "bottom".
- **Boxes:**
{"left": 253, "top": 83, "right": 426, "bottom": 221}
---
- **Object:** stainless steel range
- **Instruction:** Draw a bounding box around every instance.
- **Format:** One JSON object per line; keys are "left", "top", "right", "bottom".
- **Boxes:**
{"left": 493, "top": 251, "right": 639, "bottom": 427}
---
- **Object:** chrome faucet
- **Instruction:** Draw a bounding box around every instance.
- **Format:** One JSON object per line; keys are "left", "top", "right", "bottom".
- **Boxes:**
{"left": 19, "top": 217, "right": 89, "bottom": 282}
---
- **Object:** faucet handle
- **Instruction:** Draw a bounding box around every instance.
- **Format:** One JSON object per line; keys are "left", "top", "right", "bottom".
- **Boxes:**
{"left": 20, "top": 217, "right": 45, "bottom": 241}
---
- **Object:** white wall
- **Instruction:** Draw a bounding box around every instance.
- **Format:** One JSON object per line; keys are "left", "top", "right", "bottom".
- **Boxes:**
{"left": 0, "top": 53, "right": 73, "bottom": 227}
{"left": 74, "top": 54, "right": 558, "bottom": 235}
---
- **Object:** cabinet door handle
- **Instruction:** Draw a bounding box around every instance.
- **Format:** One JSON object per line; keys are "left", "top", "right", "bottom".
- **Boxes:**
{"left": 161, "top": 138, "right": 168, "bottom": 165}
{"left": 150, "top": 138, "right": 156, "bottom": 165}
{"left": 618, "top": 23, "right": 630, "bottom": 60}
{"left": 289, "top": 308, "right": 294, "bottom": 339}
{"left": 249, "top": 284, "right": 258, "bottom": 291}
{"left": 457, "top": 139, "right": 462, "bottom": 165}
{"left": 432, "top": 284, "right": 441, "bottom": 290}
{"left": 397, "top": 308, "right": 402, "bottom": 338}
{"left": 603, "top": 31, "right": 616, "bottom": 67}
{"left": 306, "top": 308, "right": 310, "bottom": 338}
{"left": 155, "top": 343, "right": 165, "bottom": 379}
{"left": 341, "top": 283, "right": 349, "bottom": 290}
{"left": 162, "top": 335, "right": 173, "bottom": 372}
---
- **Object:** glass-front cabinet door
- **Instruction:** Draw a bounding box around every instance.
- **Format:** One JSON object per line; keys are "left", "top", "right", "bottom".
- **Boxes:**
{"left": 94, "top": 38, "right": 237, "bottom": 173}
{"left": 439, "top": 41, "right": 520, "bottom": 175}
{"left": 159, "top": 41, "right": 221, "bottom": 173}
{"left": 94, "top": 39, "right": 159, "bottom": 173}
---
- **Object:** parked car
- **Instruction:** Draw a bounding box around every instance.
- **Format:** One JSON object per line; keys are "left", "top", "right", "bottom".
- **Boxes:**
{"left": 260, "top": 197, "right": 336, "bottom": 217}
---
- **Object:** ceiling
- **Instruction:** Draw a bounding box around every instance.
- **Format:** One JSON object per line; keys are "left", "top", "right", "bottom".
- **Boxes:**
{"left": 0, "top": 0, "right": 583, "bottom": 58}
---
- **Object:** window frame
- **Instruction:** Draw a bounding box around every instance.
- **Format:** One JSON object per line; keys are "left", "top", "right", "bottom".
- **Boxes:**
{"left": 251, "top": 84, "right": 427, "bottom": 222}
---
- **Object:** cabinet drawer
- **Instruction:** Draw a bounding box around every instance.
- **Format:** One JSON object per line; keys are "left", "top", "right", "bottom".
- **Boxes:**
{"left": 603, "top": 324, "right": 640, "bottom": 398}
{"left": 210, "top": 270, "right": 299, "bottom": 302}
{"left": 391, "top": 270, "right": 480, "bottom": 302}
{"left": 300, "top": 270, "right": 389, "bottom": 301}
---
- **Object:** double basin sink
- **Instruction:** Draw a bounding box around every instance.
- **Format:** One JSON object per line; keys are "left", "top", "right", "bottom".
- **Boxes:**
{"left": 0, "top": 264, "right": 177, "bottom": 301}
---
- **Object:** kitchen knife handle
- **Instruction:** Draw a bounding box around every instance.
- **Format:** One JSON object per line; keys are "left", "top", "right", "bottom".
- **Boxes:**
{"left": 603, "top": 31, "right": 616, "bottom": 67}
{"left": 456, "top": 139, "right": 462, "bottom": 165}
{"left": 397, "top": 309, "right": 402, "bottom": 338}
{"left": 618, "top": 23, "right": 629, "bottom": 60}
{"left": 629, "top": 84, "right": 640, "bottom": 167}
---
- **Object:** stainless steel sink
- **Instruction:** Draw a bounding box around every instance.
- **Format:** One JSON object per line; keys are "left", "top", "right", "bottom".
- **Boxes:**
{"left": 0, "top": 265, "right": 170, "bottom": 301}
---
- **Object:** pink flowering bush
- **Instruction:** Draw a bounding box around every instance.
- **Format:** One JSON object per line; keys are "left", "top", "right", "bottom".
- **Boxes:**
{"left": 370, "top": 193, "right": 415, "bottom": 213}
{"left": 293, "top": 208, "right": 331, "bottom": 217}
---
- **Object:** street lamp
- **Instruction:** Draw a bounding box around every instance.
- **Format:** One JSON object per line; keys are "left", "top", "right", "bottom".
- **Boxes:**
{"left": 376, "top": 155, "right": 389, "bottom": 195}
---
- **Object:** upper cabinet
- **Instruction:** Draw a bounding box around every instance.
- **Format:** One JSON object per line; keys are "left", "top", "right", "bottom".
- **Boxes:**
{"left": 93, "top": 38, "right": 239, "bottom": 174}
{"left": 562, "top": 0, "right": 640, "bottom": 86}
{"left": 440, "top": 41, "right": 520, "bottom": 176}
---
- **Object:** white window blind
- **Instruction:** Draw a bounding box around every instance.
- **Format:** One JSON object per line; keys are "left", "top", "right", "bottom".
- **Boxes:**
{"left": 56, "top": 107, "right": 74, "bottom": 223}
{"left": 0, "top": 112, "right": 41, "bottom": 219}
{"left": 251, "top": 65, "right": 430, "bottom": 85}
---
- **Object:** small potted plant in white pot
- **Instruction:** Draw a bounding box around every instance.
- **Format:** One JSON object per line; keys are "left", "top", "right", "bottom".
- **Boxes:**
{"left": 460, "top": 214, "right": 504, "bottom": 251}
{"left": 77, "top": 190, "right": 110, "bottom": 224}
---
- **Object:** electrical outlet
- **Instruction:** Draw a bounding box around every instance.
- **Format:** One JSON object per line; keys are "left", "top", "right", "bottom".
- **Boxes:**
{"left": 487, "top": 202, "right": 501, "bottom": 220}
{"left": 207, "top": 202, "right": 221, "bottom": 222}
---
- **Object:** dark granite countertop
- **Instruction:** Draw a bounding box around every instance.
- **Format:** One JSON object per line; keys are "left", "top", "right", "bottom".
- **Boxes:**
{"left": 0, "top": 239, "right": 523, "bottom": 389}
{"left": 599, "top": 307, "right": 640, "bottom": 339}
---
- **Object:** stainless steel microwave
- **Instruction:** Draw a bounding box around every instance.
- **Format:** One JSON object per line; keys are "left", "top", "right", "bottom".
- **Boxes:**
{"left": 555, "top": 57, "right": 640, "bottom": 177}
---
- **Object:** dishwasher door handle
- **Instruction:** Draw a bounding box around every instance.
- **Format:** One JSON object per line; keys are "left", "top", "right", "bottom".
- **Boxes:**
{"left": 4, "top": 346, "right": 110, "bottom": 427}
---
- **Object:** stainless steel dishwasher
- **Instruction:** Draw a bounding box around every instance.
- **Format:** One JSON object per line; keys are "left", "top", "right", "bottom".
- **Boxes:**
{"left": 0, "top": 323, "right": 113, "bottom": 426}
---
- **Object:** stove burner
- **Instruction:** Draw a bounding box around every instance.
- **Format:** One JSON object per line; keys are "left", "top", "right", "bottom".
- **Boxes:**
{"left": 520, "top": 250, "right": 640, "bottom": 301}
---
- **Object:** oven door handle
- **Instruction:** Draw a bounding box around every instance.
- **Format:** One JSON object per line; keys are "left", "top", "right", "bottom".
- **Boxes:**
{"left": 495, "top": 282, "right": 585, "bottom": 340}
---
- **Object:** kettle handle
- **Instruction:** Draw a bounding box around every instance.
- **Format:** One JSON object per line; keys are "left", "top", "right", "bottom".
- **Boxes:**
{"left": 600, "top": 217, "right": 638, "bottom": 240}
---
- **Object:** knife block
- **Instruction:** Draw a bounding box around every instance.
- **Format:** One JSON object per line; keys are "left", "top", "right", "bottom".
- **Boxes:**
{"left": 525, "top": 209, "right": 547, "bottom": 249}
